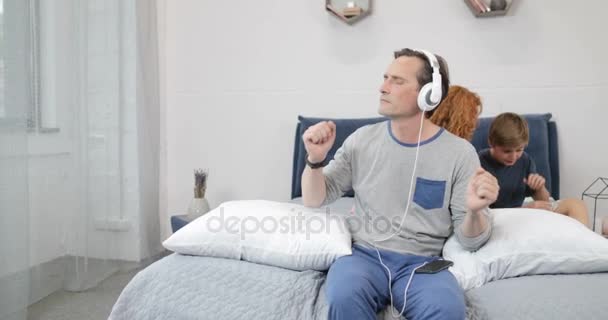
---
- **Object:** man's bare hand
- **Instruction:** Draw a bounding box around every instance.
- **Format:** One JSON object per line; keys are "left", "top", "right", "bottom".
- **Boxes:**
{"left": 302, "top": 121, "right": 336, "bottom": 163}
{"left": 467, "top": 167, "right": 499, "bottom": 213}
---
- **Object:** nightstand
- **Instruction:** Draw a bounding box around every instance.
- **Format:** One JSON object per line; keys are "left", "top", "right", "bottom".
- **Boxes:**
{"left": 170, "top": 214, "right": 195, "bottom": 233}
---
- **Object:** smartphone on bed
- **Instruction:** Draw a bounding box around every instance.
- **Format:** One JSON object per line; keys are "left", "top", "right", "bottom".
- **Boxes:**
{"left": 415, "top": 259, "right": 453, "bottom": 274}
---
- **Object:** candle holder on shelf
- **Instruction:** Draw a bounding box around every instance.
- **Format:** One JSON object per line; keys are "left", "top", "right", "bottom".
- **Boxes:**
{"left": 464, "top": 0, "right": 513, "bottom": 18}
{"left": 325, "top": 0, "right": 371, "bottom": 25}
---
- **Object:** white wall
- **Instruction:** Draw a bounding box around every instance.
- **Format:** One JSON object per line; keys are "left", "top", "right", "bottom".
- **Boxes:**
{"left": 161, "top": 0, "right": 608, "bottom": 237}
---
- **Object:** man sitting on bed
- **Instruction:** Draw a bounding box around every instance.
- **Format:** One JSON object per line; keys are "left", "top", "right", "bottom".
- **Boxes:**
{"left": 301, "top": 48, "right": 499, "bottom": 320}
{"left": 479, "top": 112, "right": 589, "bottom": 226}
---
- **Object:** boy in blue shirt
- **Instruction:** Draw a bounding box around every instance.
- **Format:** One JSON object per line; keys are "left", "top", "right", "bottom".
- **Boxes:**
{"left": 479, "top": 112, "right": 589, "bottom": 226}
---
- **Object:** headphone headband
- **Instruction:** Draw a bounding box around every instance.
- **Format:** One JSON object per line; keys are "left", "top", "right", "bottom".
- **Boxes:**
{"left": 413, "top": 48, "right": 443, "bottom": 111}
{"left": 414, "top": 49, "right": 440, "bottom": 70}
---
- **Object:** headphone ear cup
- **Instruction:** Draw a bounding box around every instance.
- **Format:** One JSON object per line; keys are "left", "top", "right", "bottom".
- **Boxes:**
{"left": 417, "top": 83, "right": 439, "bottom": 111}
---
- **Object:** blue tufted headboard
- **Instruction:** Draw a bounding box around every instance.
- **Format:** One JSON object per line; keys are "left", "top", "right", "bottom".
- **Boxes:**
{"left": 291, "top": 113, "right": 559, "bottom": 200}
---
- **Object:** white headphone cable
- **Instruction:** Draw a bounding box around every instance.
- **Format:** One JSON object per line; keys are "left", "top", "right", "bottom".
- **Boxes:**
{"left": 371, "top": 111, "right": 428, "bottom": 319}
{"left": 374, "top": 111, "right": 426, "bottom": 243}
{"left": 375, "top": 249, "right": 429, "bottom": 319}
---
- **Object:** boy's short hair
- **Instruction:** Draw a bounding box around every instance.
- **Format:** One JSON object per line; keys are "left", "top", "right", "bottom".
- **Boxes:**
{"left": 488, "top": 112, "right": 529, "bottom": 147}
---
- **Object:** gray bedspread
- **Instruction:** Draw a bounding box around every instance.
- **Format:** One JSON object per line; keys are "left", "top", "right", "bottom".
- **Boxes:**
{"left": 110, "top": 197, "right": 400, "bottom": 320}
{"left": 109, "top": 253, "right": 406, "bottom": 320}
{"left": 110, "top": 252, "right": 608, "bottom": 320}
{"left": 111, "top": 196, "right": 608, "bottom": 319}
{"left": 109, "top": 253, "right": 329, "bottom": 320}
{"left": 465, "top": 273, "right": 608, "bottom": 320}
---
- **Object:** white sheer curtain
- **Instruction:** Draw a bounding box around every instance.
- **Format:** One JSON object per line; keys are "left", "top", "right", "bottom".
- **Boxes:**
{"left": 0, "top": 0, "right": 161, "bottom": 318}
{"left": 0, "top": 1, "right": 34, "bottom": 318}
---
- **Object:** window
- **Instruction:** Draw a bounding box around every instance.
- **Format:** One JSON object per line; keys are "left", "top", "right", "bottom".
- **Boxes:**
{"left": 0, "top": 0, "right": 58, "bottom": 132}
{"left": 0, "top": 0, "right": 33, "bottom": 128}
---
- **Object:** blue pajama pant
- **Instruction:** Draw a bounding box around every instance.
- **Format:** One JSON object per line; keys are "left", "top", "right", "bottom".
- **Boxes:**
{"left": 326, "top": 244, "right": 465, "bottom": 320}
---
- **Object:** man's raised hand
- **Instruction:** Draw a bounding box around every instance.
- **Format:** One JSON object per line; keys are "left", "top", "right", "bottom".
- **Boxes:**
{"left": 302, "top": 121, "right": 336, "bottom": 163}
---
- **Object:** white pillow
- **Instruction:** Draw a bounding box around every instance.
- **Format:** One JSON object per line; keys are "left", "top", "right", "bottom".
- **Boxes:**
{"left": 162, "top": 200, "right": 352, "bottom": 271}
{"left": 443, "top": 208, "right": 608, "bottom": 291}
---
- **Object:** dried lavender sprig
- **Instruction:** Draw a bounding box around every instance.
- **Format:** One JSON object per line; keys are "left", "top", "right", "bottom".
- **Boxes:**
{"left": 194, "top": 169, "right": 208, "bottom": 188}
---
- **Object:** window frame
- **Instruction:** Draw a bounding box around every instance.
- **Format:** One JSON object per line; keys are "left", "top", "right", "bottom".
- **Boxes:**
{"left": 0, "top": 0, "right": 60, "bottom": 133}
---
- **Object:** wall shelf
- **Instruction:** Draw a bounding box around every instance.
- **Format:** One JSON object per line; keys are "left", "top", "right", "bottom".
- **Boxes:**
{"left": 325, "top": 0, "right": 371, "bottom": 25}
{"left": 464, "top": 0, "right": 512, "bottom": 18}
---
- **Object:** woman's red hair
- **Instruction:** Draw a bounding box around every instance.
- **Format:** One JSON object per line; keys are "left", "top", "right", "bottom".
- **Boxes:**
{"left": 430, "top": 85, "right": 482, "bottom": 141}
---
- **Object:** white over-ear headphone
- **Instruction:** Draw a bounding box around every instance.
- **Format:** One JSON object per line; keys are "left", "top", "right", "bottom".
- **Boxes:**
{"left": 414, "top": 49, "right": 443, "bottom": 112}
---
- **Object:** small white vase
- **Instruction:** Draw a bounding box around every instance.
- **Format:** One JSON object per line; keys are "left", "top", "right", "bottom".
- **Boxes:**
{"left": 187, "top": 197, "right": 210, "bottom": 219}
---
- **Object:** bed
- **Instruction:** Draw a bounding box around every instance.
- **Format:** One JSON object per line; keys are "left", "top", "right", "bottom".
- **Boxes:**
{"left": 110, "top": 114, "right": 608, "bottom": 320}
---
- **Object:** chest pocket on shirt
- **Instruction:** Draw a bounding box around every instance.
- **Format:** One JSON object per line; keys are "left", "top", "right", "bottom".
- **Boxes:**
{"left": 413, "top": 177, "right": 446, "bottom": 210}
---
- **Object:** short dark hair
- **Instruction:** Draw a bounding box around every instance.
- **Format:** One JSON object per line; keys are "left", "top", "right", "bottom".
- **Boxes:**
{"left": 393, "top": 48, "right": 450, "bottom": 117}
{"left": 488, "top": 112, "right": 529, "bottom": 147}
